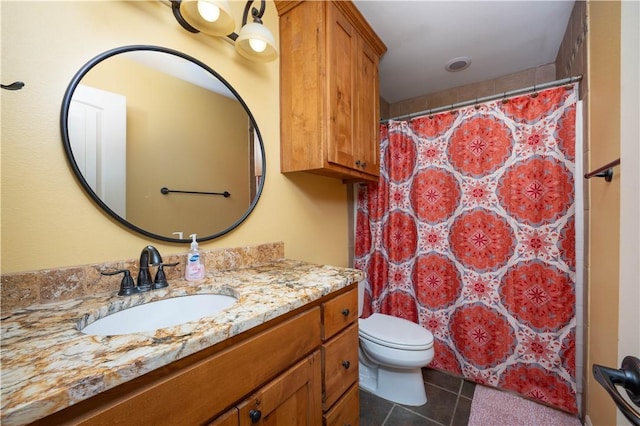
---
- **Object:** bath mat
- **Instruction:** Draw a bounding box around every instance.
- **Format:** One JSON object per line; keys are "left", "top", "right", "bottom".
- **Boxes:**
{"left": 469, "top": 385, "right": 581, "bottom": 426}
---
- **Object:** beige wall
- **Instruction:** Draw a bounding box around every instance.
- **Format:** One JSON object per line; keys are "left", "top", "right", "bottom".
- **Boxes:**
{"left": 1, "top": 0, "right": 350, "bottom": 274}
{"left": 585, "top": 1, "right": 622, "bottom": 425}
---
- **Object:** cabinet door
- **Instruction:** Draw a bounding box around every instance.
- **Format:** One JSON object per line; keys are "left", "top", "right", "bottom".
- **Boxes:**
{"left": 327, "top": 2, "right": 358, "bottom": 172}
{"left": 209, "top": 408, "right": 239, "bottom": 426}
{"left": 238, "top": 351, "right": 322, "bottom": 426}
{"left": 357, "top": 39, "right": 381, "bottom": 177}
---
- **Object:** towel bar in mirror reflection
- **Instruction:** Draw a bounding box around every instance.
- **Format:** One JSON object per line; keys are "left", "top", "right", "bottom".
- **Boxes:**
{"left": 60, "top": 45, "right": 265, "bottom": 243}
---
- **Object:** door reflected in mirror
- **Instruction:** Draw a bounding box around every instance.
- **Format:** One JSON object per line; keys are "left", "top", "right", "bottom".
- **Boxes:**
{"left": 61, "top": 46, "right": 265, "bottom": 242}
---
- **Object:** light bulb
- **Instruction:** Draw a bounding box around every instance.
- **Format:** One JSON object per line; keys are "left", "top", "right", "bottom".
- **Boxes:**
{"left": 197, "top": 1, "right": 220, "bottom": 22}
{"left": 249, "top": 38, "right": 267, "bottom": 53}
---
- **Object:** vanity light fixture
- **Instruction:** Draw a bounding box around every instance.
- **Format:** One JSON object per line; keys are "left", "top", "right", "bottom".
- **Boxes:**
{"left": 171, "top": 0, "right": 278, "bottom": 63}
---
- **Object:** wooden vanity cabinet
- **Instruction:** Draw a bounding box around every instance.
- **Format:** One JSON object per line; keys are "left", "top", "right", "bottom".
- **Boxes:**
{"left": 211, "top": 352, "right": 322, "bottom": 426}
{"left": 276, "top": 0, "right": 387, "bottom": 183}
{"left": 236, "top": 352, "right": 322, "bottom": 425}
{"left": 32, "top": 285, "right": 359, "bottom": 426}
{"left": 320, "top": 288, "right": 359, "bottom": 425}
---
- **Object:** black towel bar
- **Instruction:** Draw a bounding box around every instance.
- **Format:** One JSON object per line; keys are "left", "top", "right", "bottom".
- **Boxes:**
{"left": 584, "top": 158, "right": 620, "bottom": 182}
{"left": 160, "top": 187, "right": 230, "bottom": 197}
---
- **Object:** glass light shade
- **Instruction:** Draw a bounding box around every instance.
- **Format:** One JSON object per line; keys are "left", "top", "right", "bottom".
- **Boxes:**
{"left": 235, "top": 22, "right": 278, "bottom": 62}
{"left": 179, "top": 0, "right": 235, "bottom": 36}
{"left": 249, "top": 38, "right": 267, "bottom": 53}
{"left": 197, "top": 1, "right": 220, "bottom": 22}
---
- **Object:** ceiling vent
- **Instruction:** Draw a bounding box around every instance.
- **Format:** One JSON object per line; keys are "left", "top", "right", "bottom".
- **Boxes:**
{"left": 445, "top": 57, "right": 471, "bottom": 72}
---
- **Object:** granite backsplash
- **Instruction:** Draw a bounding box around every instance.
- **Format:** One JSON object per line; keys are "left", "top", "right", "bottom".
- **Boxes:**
{"left": 0, "top": 242, "right": 284, "bottom": 312}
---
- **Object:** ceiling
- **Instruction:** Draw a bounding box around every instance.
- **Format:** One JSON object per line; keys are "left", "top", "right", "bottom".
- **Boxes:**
{"left": 352, "top": 1, "right": 576, "bottom": 104}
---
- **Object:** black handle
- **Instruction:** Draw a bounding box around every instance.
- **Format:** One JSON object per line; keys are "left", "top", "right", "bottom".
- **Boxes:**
{"left": 249, "top": 409, "right": 262, "bottom": 423}
{"left": 354, "top": 160, "right": 367, "bottom": 169}
{"left": 153, "top": 262, "right": 179, "bottom": 290}
{"left": 101, "top": 269, "right": 138, "bottom": 296}
{"left": 342, "top": 308, "right": 350, "bottom": 317}
{"left": 1, "top": 81, "right": 25, "bottom": 91}
{"left": 593, "top": 356, "right": 640, "bottom": 425}
{"left": 342, "top": 360, "right": 351, "bottom": 370}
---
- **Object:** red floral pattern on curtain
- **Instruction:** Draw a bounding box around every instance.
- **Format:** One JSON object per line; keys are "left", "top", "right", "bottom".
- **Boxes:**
{"left": 355, "top": 85, "right": 578, "bottom": 413}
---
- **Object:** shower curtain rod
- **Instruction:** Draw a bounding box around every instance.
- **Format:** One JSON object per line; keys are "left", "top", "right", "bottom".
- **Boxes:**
{"left": 381, "top": 75, "right": 583, "bottom": 123}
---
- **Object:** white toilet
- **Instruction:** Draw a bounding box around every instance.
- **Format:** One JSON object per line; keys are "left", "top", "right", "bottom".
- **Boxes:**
{"left": 357, "top": 281, "right": 435, "bottom": 406}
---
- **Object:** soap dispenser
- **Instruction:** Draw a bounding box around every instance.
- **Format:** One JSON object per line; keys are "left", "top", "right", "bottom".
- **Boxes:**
{"left": 185, "top": 234, "right": 205, "bottom": 281}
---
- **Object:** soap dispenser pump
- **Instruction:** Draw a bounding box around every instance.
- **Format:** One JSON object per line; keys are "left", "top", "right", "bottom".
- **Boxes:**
{"left": 185, "top": 234, "right": 205, "bottom": 281}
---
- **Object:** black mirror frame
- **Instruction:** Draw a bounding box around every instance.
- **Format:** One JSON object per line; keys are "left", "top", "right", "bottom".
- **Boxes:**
{"left": 60, "top": 45, "right": 266, "bottom": 243}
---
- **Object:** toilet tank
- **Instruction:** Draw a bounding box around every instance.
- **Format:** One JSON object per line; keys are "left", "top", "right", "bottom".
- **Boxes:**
{"left": 358, "top": 280, "right": 365, "bottom": 317}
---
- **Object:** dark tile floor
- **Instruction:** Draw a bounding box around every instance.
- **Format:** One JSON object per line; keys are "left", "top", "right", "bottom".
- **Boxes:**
{"left": 360, "top": 368, "right": 476, "bottom": 426}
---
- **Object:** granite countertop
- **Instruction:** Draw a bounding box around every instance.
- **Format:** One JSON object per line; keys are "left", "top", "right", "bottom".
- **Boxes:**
{"left": 0, "top": 259, "right": 363, "bottom": 426}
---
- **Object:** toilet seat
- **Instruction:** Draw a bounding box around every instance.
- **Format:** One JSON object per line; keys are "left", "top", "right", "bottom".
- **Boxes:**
{"left": 359, "top": 313, "right": 434, "bottom": 351}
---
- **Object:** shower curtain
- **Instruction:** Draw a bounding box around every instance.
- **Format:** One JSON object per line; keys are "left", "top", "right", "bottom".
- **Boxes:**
{"left": 355, "top": 85, "right": 578, "bottom": 413}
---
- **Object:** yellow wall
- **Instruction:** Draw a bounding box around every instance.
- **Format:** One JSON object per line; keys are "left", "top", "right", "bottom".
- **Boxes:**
{"left": 1, "top": 0, "right": 350, "bottom": 274}
{"left": 585, "top": 1, "right": 621, "bottom": 425}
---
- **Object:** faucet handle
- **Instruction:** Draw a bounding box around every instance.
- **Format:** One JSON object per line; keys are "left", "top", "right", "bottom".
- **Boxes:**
{"left": 153, "top": 262, "right": 179, "bottom": 289}
{"left": 101, "top": 269, "right": 139, "bottom": 296}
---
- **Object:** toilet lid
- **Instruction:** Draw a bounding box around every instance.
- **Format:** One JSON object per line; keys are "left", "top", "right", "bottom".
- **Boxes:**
{"left": 359, "top": 313, "right": 434, "bottom": 350}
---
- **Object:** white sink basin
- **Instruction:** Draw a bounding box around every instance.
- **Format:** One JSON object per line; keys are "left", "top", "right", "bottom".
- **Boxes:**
{"left": 81, "top": 294, "right": 237, "bottom": 336}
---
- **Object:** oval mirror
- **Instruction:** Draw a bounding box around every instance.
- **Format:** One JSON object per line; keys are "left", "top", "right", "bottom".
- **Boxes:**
{"left": 61, "top": 45, "right": 265, "bottom": 243}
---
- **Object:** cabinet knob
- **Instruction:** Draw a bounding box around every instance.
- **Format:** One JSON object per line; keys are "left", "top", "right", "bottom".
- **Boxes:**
{"left": 342, "top": 360, "right": 351, "bottom": 369}
{"left": 354, "top": 160, "right": 368, "bottom": 169}
{"left": 341, "top": 308, "right": 350, "bottom": 317}
{"left": 249, "top": 409, "right": 262, "bottom": 423}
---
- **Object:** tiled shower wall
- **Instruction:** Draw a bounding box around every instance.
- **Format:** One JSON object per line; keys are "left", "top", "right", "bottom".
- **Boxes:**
{"left": 380, "top": 63, "right": 556, "bottom": 121}
{"left": 555, "top": 0, "right": 588, "bottom": 416}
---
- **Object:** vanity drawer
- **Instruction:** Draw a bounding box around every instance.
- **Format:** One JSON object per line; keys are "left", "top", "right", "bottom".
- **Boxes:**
{"left": 322, "top": 323, "right": 359, "bottom": 410}
{"left": 322, "top": 288, "right": 358, "bottom": 340}
{"left": 323, "top": 383, "right": 359, "bottom": 426}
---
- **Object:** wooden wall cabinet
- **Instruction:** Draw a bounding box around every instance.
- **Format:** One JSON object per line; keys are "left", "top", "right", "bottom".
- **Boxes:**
{"left": 33, "top": 285, "right": 359, "bottom": 426}
{"left": 276, "top": 1, "right": 387, "bottom": 183}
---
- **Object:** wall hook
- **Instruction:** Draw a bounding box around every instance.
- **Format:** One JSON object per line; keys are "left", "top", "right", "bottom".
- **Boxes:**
{"left": 1, "top": 81, "right": 25, "bottom": 91}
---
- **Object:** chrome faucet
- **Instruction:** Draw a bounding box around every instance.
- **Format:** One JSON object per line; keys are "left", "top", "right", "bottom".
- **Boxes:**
{"left": 137, "top": 245, "right": 163, "bottom": 292}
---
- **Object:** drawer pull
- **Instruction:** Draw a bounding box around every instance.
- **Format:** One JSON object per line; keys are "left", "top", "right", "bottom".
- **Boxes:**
{"left": 341, "top": 308, "right": 350, "bottom": 317}
{"left": 342, "top": 360, "right": 351, "bottom": 369}
{"left": 249, "top": 409, "right": 262, "bottom": 423}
